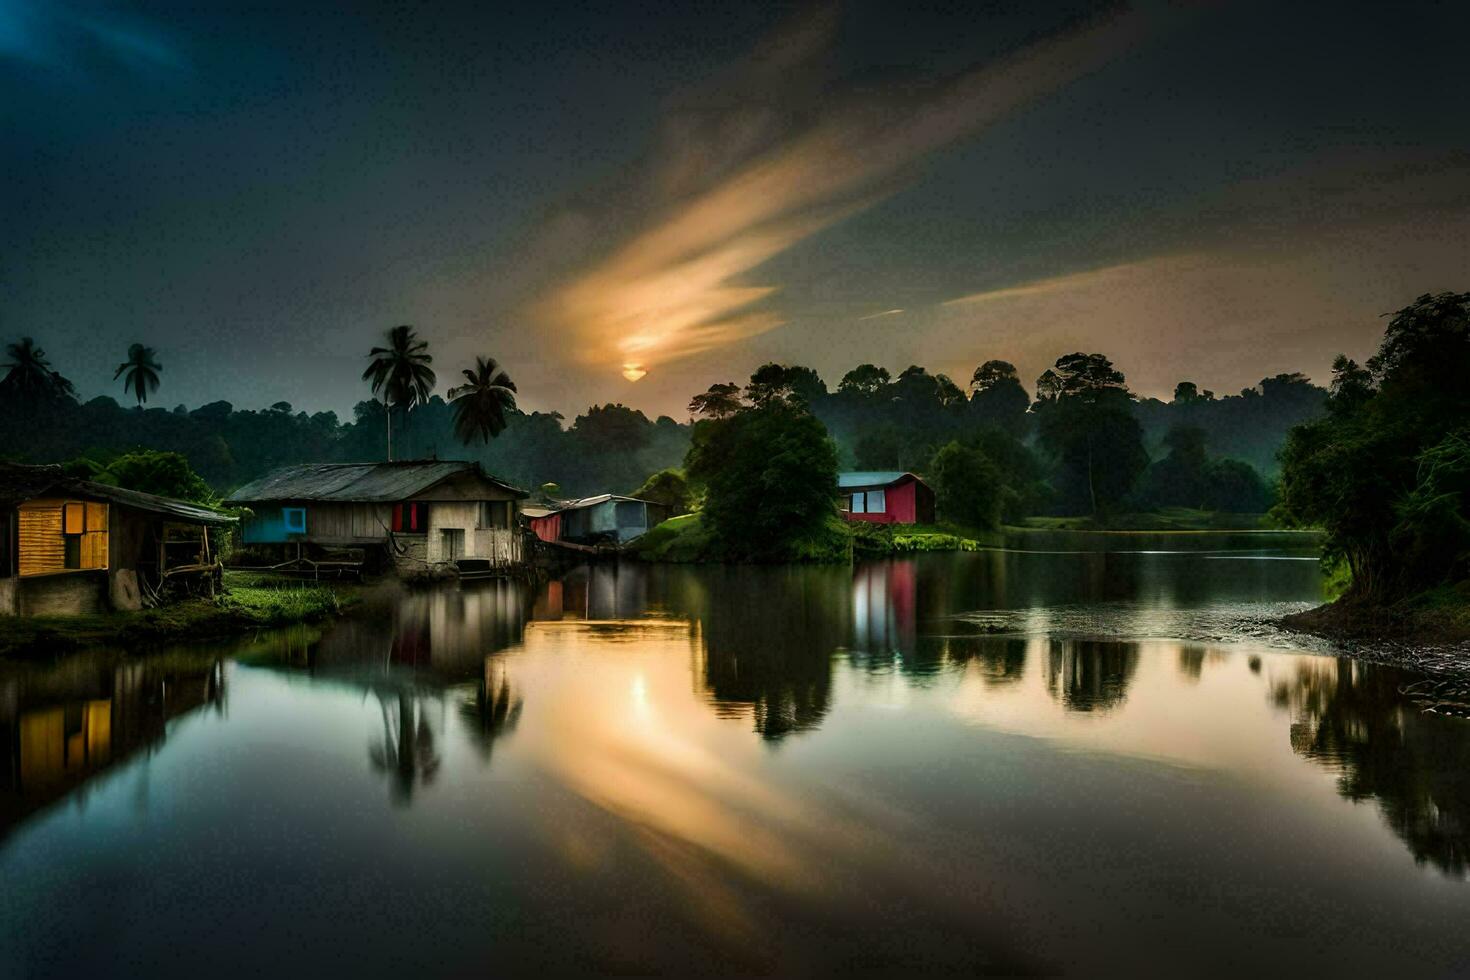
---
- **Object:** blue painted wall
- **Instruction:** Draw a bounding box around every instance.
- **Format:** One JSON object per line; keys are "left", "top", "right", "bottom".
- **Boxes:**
{"left": 241, "top": 506, "right": 306, "bottom": 544}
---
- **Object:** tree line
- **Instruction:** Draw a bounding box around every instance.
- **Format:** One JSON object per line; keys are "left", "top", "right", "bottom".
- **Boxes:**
{"left": 3, "top": 325, "right": 1323, "bottom": 520}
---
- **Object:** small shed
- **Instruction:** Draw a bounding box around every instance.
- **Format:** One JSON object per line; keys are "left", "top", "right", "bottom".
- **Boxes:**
{"left": 227, "top": 460, "right": 528, "bottom": 574}
{"left": 526, "top": 494, "right": 668, "bottom": 546}
{"left": 0, "top": 463, "right": 235, "bottom": 616}
{"left": 838, "top": 471, "right": 935, "bottom": 525}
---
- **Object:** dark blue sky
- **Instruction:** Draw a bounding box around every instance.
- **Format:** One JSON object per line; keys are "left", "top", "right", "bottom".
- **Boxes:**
{"left": 5, "top": 0, "right": 1469, "bottom": 419}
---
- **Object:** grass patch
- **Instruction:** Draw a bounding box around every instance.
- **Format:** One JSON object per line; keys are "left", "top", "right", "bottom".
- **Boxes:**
{"left": 850, "top": 521, "right": 1003, "bottom": 558}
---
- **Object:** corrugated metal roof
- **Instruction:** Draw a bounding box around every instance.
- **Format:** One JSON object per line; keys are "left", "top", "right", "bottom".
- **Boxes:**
{"left": 0, "top": 463, "right": 67, "bottom": 507}
{"left": 0, "top": 463, "right": 233, "bottom": 525}
{"left": 226, "top": 460, "right": 526, "bottom": 503}
{"left": 544, "top": 493, "right": 651, "bottom": 512}
{"left": 838, "top": 471, "right": 915, "bottom": 489}
{"left": 78, "top": 481, "right": 236, "bottom": 525}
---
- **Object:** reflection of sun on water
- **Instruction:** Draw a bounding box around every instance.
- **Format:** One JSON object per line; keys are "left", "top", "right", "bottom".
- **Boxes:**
{"left": 516, "top": 620, "right": 896, "bottom": 945}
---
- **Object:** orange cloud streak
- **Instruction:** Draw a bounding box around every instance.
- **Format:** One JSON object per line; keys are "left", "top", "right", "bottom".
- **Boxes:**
{"left": 533, "top": 6, "right": 1154, "bottom": 379}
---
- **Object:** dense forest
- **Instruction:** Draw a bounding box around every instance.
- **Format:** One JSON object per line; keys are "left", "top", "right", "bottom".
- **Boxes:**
{"left": 1, "top": 328, "right": 1324, "bottom": 516}
{"left": 1277, "top": 291, "right": 1470, "bottom": 607}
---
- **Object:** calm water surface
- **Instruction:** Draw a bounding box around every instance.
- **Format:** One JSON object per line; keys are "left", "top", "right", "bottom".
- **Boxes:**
{"left": 3, "top": 534, "right": 1468, "bottom": 976}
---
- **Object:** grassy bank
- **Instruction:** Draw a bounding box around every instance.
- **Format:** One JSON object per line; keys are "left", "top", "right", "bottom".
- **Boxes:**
{"left": 631, "top": 512, "right": 855, "bottom": 563}
{"left": 0, "top": 571, "right": 354, "bottom": 660}
{"left": 1282, "top": 582, "right": 1470, "bottom": 647}
{"left": 631, "top": 513, "right": 1011, "bottom": 563}
{"left": 631, "top": 508, "right": 1293, "bottom": 564}
{"left": 1017, "top": 508, "right": 1275, "bottom": 532}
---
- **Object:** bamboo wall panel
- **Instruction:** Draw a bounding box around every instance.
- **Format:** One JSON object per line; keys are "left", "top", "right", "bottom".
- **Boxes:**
{"left": 18, "top": 499, "right": 109, "bottom": 575}
{"left": 18, "top": 503, "right": 64, "bottom": 576}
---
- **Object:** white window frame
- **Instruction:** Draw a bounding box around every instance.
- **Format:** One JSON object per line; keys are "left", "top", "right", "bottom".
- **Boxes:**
{"left": 851, "top": 493, "right": 866, "bottom": 514}
{"left": 866, "top": 489, "right": 886, "bottom": 513}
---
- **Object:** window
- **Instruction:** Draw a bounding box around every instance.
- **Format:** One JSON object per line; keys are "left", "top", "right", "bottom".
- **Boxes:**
{"left": 17, "top": 499, "right": 108, "bottom": 576}
{"left": 441, "top": 528, "right": 464, "bottom": 561}
{"left": 866, "top": 489, "right": 886, "bottom": 513}
{"left": 282, "top": 507, "right": 307, "bottom": 533}
{"left": 851, "top": 493, "right": 866, "bottom": 514}
{"left": 479, "top": 500, "right": 509, "bottom": 529}
{"left": 392, "top": 501, "right": 428, "bottom": 533}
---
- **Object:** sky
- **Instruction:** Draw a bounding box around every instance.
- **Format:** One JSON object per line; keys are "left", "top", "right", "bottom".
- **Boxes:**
{"left": 4, "top": 0, "right": 1469, "bottom": 421}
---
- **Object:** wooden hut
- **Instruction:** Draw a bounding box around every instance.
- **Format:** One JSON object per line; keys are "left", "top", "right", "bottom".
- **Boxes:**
{"left": 227, "top": 460, "right": 529, "bottom": 575}
{"left": 526, "top": 494, "right": 668, "bottom": 547}
{"left": 0, "top": 463, "right": 235, "bottom": 616}
{"left": 837, "top": 471, "right": 935, "bottom": 525}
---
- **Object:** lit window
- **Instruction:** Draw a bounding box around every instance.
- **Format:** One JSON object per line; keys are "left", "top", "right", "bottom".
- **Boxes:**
{"left": 283, "top": 507, "right": 306, "bottom": 533}
{"left": 63, "top": 502, "right": 86, "bottom": 535}
{"left": 867, "top": 489, "right": 886, "bottom": 513}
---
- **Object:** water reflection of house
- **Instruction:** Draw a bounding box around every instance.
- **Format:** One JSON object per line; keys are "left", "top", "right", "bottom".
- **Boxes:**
{"left": 1, "top": 463, "right": 235, "bottom": 615}
{"left": 289, "top": 582, "right": 531, "bottom": 682}
{"left": 531, "top": 564, "right": 651, "bottom": 620}
{"left": 0, "top": 657, "right": 225, "bottom": 833}
{"left": 851, "top": 561, "right": 919, "bottom": 658}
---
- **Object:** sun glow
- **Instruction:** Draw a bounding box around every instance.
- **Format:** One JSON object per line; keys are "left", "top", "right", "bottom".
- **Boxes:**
{"left": 622, "top": 363, "right": 648, "bottom": 382}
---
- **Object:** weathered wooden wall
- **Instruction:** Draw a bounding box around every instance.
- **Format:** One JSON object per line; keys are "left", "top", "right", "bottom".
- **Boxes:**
{"left": 301, "top": 502, "right": 394, "bottom": 544}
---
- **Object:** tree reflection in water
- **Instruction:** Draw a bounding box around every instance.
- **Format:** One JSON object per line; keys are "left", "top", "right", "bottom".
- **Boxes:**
{"left": 939, "top": 636, "right": 1028, "bottom": 687}
{"left": 1043, "top": 640, "right": 1139, "bottom": 712}
{"left": 677, "top": 565, "right": 848, "bottom": 741}
{"left": 369, "top": 689, "right": 442, "bottom": 805}
{"left": 1272, "top": 658, "right": 1470, "bottom": 878}
{"left": 459, "top": 658, "right": 522, "bottom": 761}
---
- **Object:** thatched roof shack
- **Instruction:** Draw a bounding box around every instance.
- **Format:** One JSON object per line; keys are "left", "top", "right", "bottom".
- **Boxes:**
{"left": 227, "top": 460, "right": 529, "bottom": 572}
{"left": 0, "top": 463, "right": 234, "bottom": 616}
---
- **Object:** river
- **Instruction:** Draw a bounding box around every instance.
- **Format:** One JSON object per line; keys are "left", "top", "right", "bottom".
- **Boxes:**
{"left": 2, "top": 534, "right": 1467, "bottom": 976}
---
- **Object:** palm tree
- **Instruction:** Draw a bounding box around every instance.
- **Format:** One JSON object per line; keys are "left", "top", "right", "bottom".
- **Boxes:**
{"left": 447, "top": 356, "right": 517, "bottom": 445}
{"left": 114, "top": 343, "right": 162, "bottom": 407}
{"left": 1, "top": 337, "right": 75, "bottom": 399}
{"left": 362, "top": 324, "right": 435, "bottom": 461}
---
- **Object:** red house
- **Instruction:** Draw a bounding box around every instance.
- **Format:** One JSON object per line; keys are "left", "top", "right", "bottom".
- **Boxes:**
{"left": 838, "top": 471, "right": 935, "bottom": 525}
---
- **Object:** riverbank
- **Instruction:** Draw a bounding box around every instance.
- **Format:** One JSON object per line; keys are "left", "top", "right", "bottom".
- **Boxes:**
{"left": 631, "top": 510, "right": 1308, "bottom": 563}
{"left": 0, "top": 572, "right": 355, "bottom": 660}
{"left": 1281, "top": 583, "right": 1470, "bottom": 649}
{"left": 1018, "top": 508, "right": 1274, "bottom": 532}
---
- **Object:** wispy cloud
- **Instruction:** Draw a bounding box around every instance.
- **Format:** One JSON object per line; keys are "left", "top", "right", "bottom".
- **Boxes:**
{"left": 0, "top": 0, "right": 185, "bottom": 74}
{"left": 941, "top": 257, "right": 1200, "bottom": 307}
{"left": 531, "top": 5, "right": 1155, "bottom": 380}
{"left": 858, "top": 309, "right": 905, "bottom": 321}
